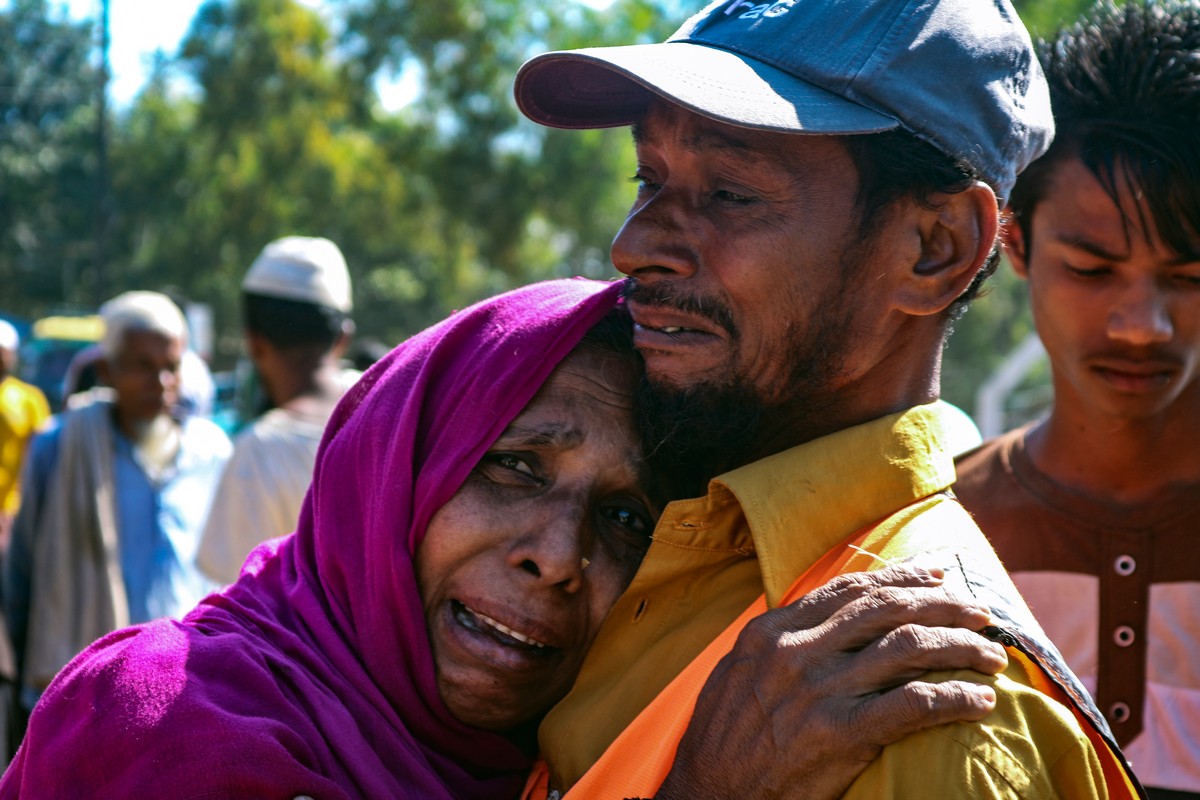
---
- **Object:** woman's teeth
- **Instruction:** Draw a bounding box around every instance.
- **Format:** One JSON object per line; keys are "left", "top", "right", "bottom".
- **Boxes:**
{"left": 468, "top": 606, "right": 547, "bottom": 649}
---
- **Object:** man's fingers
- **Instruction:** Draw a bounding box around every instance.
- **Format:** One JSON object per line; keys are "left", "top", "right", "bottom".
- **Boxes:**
{"left": 851, "top": 679, "right": 999, "bottom": 747}
{"left": 836, "top": 625, "right": 1008, "bottom": 697}
{"left": 774, "top": 585, "right": 993, "bottom": 657}
{"left": 772, "top": 565, "right": 949, "bottom": 631}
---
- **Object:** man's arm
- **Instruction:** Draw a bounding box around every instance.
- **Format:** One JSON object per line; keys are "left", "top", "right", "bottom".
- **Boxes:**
{"left": 3, "top": 426, "right": 59, "bottom": 677}
{"left": 658, "top": 565, "right": 1005, "bottom": 800}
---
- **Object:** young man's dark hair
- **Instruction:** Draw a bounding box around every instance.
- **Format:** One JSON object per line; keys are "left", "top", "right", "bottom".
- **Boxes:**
{"left": 242, "top": 293, "right": 347, "bottom": 353}
{"left": 1009, "top": 0, "right": 1200, "bottom": 260}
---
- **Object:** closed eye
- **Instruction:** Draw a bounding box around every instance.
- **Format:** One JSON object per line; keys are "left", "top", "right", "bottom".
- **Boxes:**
{"left": 714, "top": 189, "right": 754, "bottom": 204}
{"left": 1066, "top": 264, "right": 1110, "bottom": 278}
{"left": 629, "top": 173, "right": 661, "bottom": 194}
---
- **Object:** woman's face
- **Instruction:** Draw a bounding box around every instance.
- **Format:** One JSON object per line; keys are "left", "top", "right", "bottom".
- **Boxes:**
{"left": 416, "top": 346, "right": 659, "bottom": 731}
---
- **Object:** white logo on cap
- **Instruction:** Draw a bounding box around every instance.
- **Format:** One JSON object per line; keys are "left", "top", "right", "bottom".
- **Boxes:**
{"left": 723, "top": 0, "right": 795, "bottom": 19}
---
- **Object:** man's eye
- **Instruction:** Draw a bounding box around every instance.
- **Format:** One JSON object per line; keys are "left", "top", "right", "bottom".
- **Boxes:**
{"left": 629, "top": 173, "right": 660, "bottom": 193}
{"left": 1066, "top": 264, "right": 1109, "bottom": 278}
{"left": 714, "top": 189, "right": 754, "bottom": 204}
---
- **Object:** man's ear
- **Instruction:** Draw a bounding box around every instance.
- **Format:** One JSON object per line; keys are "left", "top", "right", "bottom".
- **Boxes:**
{"left": 330, "top": 319, "right": 355, "bottom": 358}
{"left": 95, "top": 357, "right": 112, "bottom": 386}
{"left": 893, "top": 182, "right": 999, "bottom": 317}
{"left": 1001, "top": 212, "right": 1030, "bottom": 279}
{"left": 244, "top": 330, "right": 268, "bottom": 362}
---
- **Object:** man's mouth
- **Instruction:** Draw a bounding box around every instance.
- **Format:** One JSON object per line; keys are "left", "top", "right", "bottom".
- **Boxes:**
{"left": 1090, "top": 355, "right": 1179, "bottom": 392}
{"left": 451, "top": 600, "right": 551, "bottom": 651}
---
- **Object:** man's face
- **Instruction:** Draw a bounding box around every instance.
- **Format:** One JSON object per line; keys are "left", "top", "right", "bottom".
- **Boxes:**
{"left": 104, "top": 329, "right": 184, "bottom": 427}
{"left": 612, "top": 103, "right": 893, "bottom": 412}
{"left": 1011, "top": 156, "right": 1200, "bottom": 423}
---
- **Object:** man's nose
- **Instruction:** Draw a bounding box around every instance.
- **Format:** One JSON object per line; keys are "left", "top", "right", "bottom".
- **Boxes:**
{"left": 611, "top": 190, "right": 700, "bottom": 281}
{"left": 1107, "top": 280, "right": 1173, "bottom": 346}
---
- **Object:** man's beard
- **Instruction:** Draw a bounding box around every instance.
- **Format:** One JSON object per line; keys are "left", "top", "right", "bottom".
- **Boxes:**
{"left": 627, "top": 235, "right": 870, "bottom": 500}
{"left": 130, "top": 412, "right": 182, "bottom": 484}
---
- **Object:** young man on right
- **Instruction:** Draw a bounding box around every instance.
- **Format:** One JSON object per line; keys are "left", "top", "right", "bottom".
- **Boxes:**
{"left": 955, "top": 3, "right": 1200, "bottom": 797}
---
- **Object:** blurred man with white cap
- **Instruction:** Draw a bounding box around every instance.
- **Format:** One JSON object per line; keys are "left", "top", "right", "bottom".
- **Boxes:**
{"left": 197, "top": 236, "right": 357, "bottom": 585}
{"left": 5, "top": 292, "right": 231, "bottom": 726}
{"left": 511, "top": 0, "right": 1143, "bottom": 797}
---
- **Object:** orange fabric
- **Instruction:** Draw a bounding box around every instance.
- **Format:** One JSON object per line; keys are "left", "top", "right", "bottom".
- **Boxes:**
{"left": 1006, "top": 647, "right": 1142, "bottom": 800}
{"left": 522, "top": 525, "right": 877, "bottom": 800}
{"left": 524, "top": 516, "right": 1142, "bottom": 800}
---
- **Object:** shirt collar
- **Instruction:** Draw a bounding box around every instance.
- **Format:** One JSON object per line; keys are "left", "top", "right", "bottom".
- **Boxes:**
{"left": 711, "top": 402, "right": 959, "bottom": 607}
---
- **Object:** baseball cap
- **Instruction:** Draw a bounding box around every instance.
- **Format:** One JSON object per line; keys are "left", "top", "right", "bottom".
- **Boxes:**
{"left": 242, "top": 236, "right": 353, "bottom": 313}
{"left": 514, "top": 0, "right": 1053, "bottom": 203}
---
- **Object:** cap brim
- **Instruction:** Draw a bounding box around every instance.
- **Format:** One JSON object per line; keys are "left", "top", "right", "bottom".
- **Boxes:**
{"left": 515, "top": 41, "right": 899, "bottom": 135}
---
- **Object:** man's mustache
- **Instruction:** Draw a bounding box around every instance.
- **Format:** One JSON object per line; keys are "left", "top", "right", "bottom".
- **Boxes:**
{"left": 621, "top": 280, "right": 738, "bottom": 338}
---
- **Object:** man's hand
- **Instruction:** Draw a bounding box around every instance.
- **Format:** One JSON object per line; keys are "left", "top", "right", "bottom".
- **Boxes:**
{"left": 656, "top": 564, "right": 1005, "bottom": 800}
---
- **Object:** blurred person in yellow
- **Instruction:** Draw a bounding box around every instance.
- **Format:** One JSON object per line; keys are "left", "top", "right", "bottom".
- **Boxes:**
{"left": 0, "top": 320, "right": 50, "bottom": 548}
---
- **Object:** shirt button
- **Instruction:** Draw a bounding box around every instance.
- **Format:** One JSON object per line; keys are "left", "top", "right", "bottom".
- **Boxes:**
{"left": 1109, "top": 702, "right": 1131, "bottom": 724}
{"left": 1113, "top": 625, "right": 1136, "bottom": 647}
{"left": 1113, "top": 555, "right": 1136, "bottom": 576}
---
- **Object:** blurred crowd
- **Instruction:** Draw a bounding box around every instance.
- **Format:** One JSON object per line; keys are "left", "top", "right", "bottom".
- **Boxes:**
{"left": 0, "top": 236, "right": 371, "bottom": 763}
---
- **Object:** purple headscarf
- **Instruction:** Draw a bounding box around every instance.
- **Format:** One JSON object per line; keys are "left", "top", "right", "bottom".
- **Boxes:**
{"left": 2, "top": 278, "right": 624, "bottom": 799}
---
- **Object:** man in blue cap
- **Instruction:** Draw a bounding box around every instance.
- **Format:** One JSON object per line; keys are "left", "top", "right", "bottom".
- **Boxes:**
{"left": 514, "top": 0, "right": 1142, "bottom": 796}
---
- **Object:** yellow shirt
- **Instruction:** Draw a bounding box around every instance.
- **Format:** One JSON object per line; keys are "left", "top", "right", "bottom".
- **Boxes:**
{"left": 0, "top": 376, "right": 50, "bottom": 515}
{"left": 539, "top": 402, "right": 1112, "bottom": 798}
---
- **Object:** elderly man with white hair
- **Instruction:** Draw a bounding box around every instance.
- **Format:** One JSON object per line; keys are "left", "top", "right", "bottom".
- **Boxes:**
{"left": 5, "top": 292, "right": 231, "bottom": 726}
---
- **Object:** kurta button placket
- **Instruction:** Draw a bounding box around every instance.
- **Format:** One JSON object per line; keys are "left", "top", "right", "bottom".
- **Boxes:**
{"left": 1099, "top": 533, "right": 1150, "bottom": 745}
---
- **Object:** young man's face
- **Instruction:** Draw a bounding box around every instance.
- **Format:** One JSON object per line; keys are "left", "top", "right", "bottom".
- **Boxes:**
{"left": 1008, "top": 156, "right": 1200, "bottom": 423}
{"left": 611, "top": 102, "right": 900, "bottom": 410}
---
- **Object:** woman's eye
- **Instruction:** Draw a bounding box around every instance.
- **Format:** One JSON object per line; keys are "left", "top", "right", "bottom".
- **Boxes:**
{"left": 477, "top": 452, "right": 538, "bottom": 484}
{"left": 601, "top": 503, "right": 654, "bottom": 548}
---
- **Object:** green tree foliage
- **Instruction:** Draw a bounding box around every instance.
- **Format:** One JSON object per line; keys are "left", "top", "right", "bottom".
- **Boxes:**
{"left": 0, "top": 0, "right": 1102, "bottom": 421}
{"left": 0, "top": 0, "right": 99, "bottom": 310}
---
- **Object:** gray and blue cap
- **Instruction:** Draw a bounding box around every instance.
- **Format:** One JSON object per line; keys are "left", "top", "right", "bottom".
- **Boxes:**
{"left": 515, "top": 0, "right": 1054, "bottom": 203}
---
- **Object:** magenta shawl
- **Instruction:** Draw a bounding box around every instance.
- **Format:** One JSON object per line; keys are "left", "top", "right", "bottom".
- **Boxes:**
{"left": 1, "top": 279, "right": 624, "bottom": 799}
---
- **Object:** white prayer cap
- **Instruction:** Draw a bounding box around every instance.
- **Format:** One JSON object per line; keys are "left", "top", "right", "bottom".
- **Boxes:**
{"left": 99, "top": 291, "right": 187, "bottom": 358}
{"left": 242, "top": 236, "right": 352, "bottom": 313}
{"left": 0, "top": 320, "right": 17, "bottom": 352}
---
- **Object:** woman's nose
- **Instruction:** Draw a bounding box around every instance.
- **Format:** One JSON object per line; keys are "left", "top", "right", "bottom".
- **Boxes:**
{"left": 514, "top": 503, "right": 590, "bottom": 592}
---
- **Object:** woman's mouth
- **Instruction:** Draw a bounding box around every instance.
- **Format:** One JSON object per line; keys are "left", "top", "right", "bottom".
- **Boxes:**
{"left": 451, "top": 600, "right": 551, "bottom": 652}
